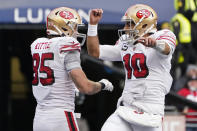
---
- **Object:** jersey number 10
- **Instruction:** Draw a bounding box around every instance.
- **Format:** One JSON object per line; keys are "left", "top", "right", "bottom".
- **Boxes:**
{"left": 123, "top": 53, "right": 149, "bottom": 79}
{"left": 32, "top": 53, "right": 55, "bottom": 86}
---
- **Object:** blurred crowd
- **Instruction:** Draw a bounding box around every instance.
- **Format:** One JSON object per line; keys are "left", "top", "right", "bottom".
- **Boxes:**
{"left": 167, "top": 0, "right": 197, "bottom": 130}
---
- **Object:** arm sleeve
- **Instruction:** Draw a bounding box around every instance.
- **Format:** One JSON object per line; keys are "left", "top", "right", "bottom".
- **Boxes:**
{"left": 99, "top": 44, "right": 122, "bottom": 61}
{"left": 64, "top": 50, "right": 81, "bottom": 72}
{"left": 156, "top": 29, "right": 176, "bottom": 56}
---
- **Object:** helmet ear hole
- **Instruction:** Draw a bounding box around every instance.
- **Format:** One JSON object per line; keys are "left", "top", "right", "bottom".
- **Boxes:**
{"left": 62, "top": 27, "right": 68, "bottom": 31}
{"left": 55, "top": 11, "right": 59, "bottom": 15}
{"left": 142, "top": 24, "right": 147, "bottom": 28}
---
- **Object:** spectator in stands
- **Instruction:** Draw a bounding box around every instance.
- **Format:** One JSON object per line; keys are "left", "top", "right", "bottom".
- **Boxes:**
{"left": 178, "top": 77, "right": 197, "bottom": 131}
{"left": 173, "top": 64, "right": 197, "bottom": 92}
{"left": 160, "top": 22, "right": 171, "bottom": 30}
{"left": 171, "top": 0, "right": 197, "bottom": 76}
{"left": 191, "top": 0, "right": 197, "bottom": 53}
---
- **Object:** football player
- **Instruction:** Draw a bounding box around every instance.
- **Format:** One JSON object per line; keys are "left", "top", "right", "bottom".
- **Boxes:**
{"left": 31, "top": 7, "right": 113, "bottom": 131}
{"left": 87, "top": 4, "right": 176, "bottom": 131}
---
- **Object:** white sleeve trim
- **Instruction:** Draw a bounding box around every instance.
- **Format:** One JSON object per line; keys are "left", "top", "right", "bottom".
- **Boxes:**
{"left": 64, "top": 50, "right": 81, "bottom": 72}
{"left": 99, "top": 45, "right": 121, "bottom": 61}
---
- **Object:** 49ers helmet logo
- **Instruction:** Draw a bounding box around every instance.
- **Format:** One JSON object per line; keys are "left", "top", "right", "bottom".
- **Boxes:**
{"left": 136, "top": 9, "right": 151, "bottom": 18}
{"left": 59, "top": 11, "right": 74, "bottom": 19}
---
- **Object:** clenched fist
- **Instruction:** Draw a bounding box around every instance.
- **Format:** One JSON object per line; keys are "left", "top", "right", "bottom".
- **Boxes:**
{"left": 89, "top": 9, "right": 103, "bottom": 25}
{"left": 99, "top": 79, "right": 114, "bottom": 92}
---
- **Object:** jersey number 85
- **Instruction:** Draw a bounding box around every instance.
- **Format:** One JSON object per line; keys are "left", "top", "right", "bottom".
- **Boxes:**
{"left": 32, "top": 53, "right": 55, "bottom": 86}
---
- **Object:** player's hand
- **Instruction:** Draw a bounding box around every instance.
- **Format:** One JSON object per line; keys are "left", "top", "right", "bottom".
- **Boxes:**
{"left": 137, "top": 37, "right": 156, "bottom": 47}
{"left": 99, "top": 79, "right": 114, "bottom": 92}
{"left": 89, "top": 9, "right": 103, "bottom": 25}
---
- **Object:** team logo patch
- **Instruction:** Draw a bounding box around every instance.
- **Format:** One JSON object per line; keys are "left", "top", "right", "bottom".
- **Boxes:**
{"left": 136, "top": 9, "right": 151, "bottom": 19}
{"left": 59, "top": 11, "right": 74, "bottom": 19}
{"left": 122, "top": 43, "right": 128, "bottom": 51}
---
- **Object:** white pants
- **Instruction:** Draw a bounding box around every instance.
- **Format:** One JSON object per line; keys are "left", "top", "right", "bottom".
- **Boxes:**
{"left": 33, "top": 108, "right": 79, "bottom": 131}
{"left": 101, "top": 111, "right": 163, "bottom": 131}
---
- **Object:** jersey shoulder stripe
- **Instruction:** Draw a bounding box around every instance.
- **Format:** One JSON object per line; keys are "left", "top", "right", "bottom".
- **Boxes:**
{"left": 155, "top": 29, "right": 176, "bottom": 48}
{"left": 57, "top": 37, "right": 81, "bottom": 53}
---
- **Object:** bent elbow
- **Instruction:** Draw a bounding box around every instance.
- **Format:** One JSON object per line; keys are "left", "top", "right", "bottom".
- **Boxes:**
{"left": 88, "top": 51, "right": 99, "bottom": 58}
{"left": 79, "top": 87, "right": 94, "bottom": 95}
{"left": 82, "top": 89, "right": 94, "bottom": 95}
{"left": 77, "top": 81, "right": 94, "bottom": 95}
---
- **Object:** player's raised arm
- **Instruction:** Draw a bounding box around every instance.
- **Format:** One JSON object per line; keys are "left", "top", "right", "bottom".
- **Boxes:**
{"left": 87, "top": 9, "right": 103, "bottom": 58}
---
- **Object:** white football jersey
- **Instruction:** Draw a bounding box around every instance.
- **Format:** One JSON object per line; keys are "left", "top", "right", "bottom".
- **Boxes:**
{"left": 31, "top": 36, "right": 81, "bottom": 112}
{"left": 99, "top": 29, "right": 176, "bottom": 115}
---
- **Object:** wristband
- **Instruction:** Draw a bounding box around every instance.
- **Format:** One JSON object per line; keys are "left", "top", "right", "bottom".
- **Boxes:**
{"left": 154, "top": 40, "right": 165, "bottom": 53}
{"left": 87, "top": 24, "right": 98, "bottom": 36}
{"left": 99, "top": 82, "right": 105, "bottom": 90}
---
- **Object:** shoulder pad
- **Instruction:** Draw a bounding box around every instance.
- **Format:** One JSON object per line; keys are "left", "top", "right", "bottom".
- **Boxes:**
{"left": 31, "top": 37, "right": 49, "bottom": 48}
{"left": 155, "top": 29, "right": 176, "bottom": 47}
{"left": 58, "top": 37, "right": 81, "bottom": 53}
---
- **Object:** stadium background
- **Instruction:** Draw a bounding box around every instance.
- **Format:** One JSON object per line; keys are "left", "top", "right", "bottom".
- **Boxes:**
{"left": 0, "top": 0, "right": 194, "bottom": 131}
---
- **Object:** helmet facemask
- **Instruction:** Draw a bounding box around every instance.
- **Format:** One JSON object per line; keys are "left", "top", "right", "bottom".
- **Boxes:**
{"left": 71, "top": 24, "right": 86, "bottom": 46}
{"left": 118, "top": 20, "right": 139, "bottom": 45}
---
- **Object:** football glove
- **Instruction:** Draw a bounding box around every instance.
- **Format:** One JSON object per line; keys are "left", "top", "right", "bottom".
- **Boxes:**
{"left": 99, "top": 79, "right": 114, "bottom": 92}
